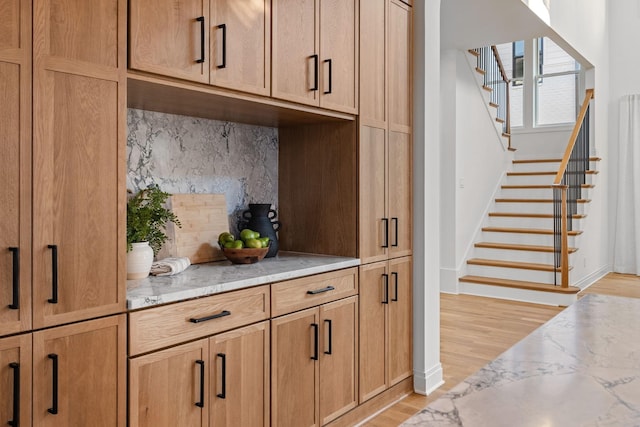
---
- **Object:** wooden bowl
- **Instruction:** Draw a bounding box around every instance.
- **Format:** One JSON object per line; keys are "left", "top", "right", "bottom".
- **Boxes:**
{"left": 222, "top": 247, "right": 268, "bottom": 264}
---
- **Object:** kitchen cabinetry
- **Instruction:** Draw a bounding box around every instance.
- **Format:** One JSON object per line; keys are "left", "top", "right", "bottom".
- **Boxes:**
{"left": 0, "top": 0, "right": 31, "bottom": 337}
{"left": 0, "top": 333, "right": 32, "bottom": 427}
{"left": 358, "top": 0, "right": 412, "bottom": 265}
{"left": 271, "top": 269, "right": 358, "bottom": 426}
{"left": 32, "top": 314, "right": 127, "bottom": 426}
{"left": 129, "top": 0, "right": 270, "bottom": 96}
{"left": 271, "top": 0, "right": 358, "bottom": 114}
{"left": 32, "top": 0, "right": 126, "bottom": 329}
{"left": 358, "top": 256, "right": 412, "bottom": 403}
{"left": 128, "top": 286, "right": 271, "bottom": 427}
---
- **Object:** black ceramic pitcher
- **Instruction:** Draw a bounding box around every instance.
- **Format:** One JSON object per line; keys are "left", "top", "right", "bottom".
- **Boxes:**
{"left": 239, "top": 204, "right": 281, "bottom": 257}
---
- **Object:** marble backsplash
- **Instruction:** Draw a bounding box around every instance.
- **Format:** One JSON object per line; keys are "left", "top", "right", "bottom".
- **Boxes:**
{"left": 127, "top": 109, "right": 278, "bottom": 233}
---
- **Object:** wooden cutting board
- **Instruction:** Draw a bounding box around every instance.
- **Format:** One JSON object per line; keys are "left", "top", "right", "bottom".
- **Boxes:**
{"left": 157, "top": 194, "right": 229, "bottom": 264}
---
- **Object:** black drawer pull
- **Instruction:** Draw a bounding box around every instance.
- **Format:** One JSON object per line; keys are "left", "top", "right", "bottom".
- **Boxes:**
{"left": 190, "top": 310, "right": 231, "bottom": 323}
{"left": 196, "top": 16, "right": 205, "bottom": 63}
{"left": 382, "top": 273, "right": 389, "bottom": 304}
{"left": 47, "top": 245, "right": 58, "bottom": 304}
{"left": 195, "top": 360, "right": 205, "bottom": 407}
{"left": 323, "top": 59, "right": 332, "bottom": 94}
{"left": 8, "top": 247, "right": 19, "bottom": 309}
{"left": 392, "top": 272, "right": 399, "bottom": 302}
{"left": 217, "top": 24, "right": 226, "bottom": 68}
{"left": 47, "top": 354, "right": 58, "bottom": 415}
{"left": 310, "top": 54, "right": 319, "bottom": 91}
{"left": 306, "top": 286, "right": 335, "bottom": 295}
{"left": 382, "top": 218, "right": 389, "bottom": 248}
{"left": 216, "top": 353, "right": 226, "bottom": 399}
{"left": 392, "top": 217, "right": 399, "bottom": 247}
{"left": 311, "top": 323, "right": 319, "bottom": 360}
{"left": 324, "top": 319, "right": 332, "bottom": 355}
{"left": 9, "top": 362, "right": 20, "bottom": 427}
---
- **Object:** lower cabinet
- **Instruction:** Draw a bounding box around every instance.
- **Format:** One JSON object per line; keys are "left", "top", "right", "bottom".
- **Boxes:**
{"left": 359, "top": 256, "right": 412, "bottom": 403}
{"left": 129, "top": 320, "right": 270, "bottom": 427}
{"left": 0, "top": 333, "right": 32, "bottom": 427}
{"left": 271, "top": 296, "right": 358, "bottom": 427}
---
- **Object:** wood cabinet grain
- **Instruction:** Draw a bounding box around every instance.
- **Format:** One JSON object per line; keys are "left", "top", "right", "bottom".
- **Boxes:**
{"left": 0, "top": 333, "right": 32, "bottom": 427}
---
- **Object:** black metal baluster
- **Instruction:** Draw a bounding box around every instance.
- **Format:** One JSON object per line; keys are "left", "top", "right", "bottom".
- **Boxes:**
{"left": 47, "top": 245, "right": 58, "bottom": 304}
{"left": 9, "top": 362, "right": 20, "bottom": 427}
{"left": 196, "top": 16, "right": 205, "bottom": 63}
{"left": 8, "top": 247, "right": 19, "bottom": 309}
{"left": 195, "top": 359, "right": 205, "bottom": 406}
{"left": 217, "top": 24, "right": 226, "bottom": 69}
{"left": 47, "top": 354, "right": 58, "bottom": 415}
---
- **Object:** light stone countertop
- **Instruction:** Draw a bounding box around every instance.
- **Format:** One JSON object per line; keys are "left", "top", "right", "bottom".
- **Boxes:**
{"left": 126, "top": 251, "right": 360, "bottom": 310}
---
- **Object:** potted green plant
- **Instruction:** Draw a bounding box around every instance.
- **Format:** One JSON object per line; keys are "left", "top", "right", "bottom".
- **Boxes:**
{"left": 126, "top": 186, "right": 181, "bottom": 279}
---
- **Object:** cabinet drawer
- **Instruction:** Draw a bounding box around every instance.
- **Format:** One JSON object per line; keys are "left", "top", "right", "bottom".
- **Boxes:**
{"left": 129, "top": 285, "right": 270, "bottom": 355}
{"left": 271, "top": 268, "right": 358, "bottom": 317}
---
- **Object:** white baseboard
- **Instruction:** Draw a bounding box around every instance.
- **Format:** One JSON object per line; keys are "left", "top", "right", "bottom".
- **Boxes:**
{"left": 440, "top": 268, "right": 459, "bottom": 294}
{"left": 576, "top": 264, "right": 612, "bottom": 290}
{"left": 413, "top": 362, "right": 444, "bottom": 395}
{"left": 459, "top": 282, "right": 578, "bottom": 306}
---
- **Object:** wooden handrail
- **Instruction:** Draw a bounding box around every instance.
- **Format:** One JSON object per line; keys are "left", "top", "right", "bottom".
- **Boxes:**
{"left": 553, "top": 88, "right": 595, "bottom": 185}
{"left": 491, "top": 46, "right": 509, "bottom": 83}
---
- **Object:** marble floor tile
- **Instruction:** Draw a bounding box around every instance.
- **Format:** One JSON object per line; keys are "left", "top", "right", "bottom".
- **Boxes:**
{"left": 403, "top": 294, "right": 640, "bottom": 426}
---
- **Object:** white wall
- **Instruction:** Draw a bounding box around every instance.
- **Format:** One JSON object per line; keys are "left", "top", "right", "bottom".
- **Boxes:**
{"left": 607, "top": 0, "right": 640, "bottom": 268}
{"left": 511, "top": 128, "right": 571, "bottom": 158}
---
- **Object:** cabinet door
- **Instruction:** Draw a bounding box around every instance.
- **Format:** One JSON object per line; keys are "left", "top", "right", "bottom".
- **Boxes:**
{"left": 359, "top": 125, "right": 388, "bottom": 264}
{"left": 0, "top": 334, "right": 32, "bottom": 427}
{"left": 358, "top": 262, "right": 388, "bottom": 402}
{"left": 271, "top": 308, "right": 319, "bottom": 427}
{"left": 211, "top": 321, "right": 270, "bottom": 427}
{"left": 319, "top": 296, "right": 358, "bottom": 425}
{"left": 389, "top": 131, "right": 412, "bottom": 258}
{"left": 388, "top": 257, "right": 412, "bottom": 385}
{"left": 32, "top": 0, "right": 126, "bottom": 328}
{"left": 271, "top": 0, "right": 319, "bottom": 106}
{"left": 388, "top": 0, "right": 412, "bottom": 133}
{"left": 130, "top": 0, "right": 209, "bottom": 83}
{"left": 33, "top": 315, "right": 127, "bottom": 427}
{"left": 210, "top": 0, "right": 270, "bottom": 95}
{"left": 129, "top": 339, "right": 209, "bottom": 427}
{"left": 359, "top": 0, "right": 387, "bottom": 125}
{"left": 0, "top": 0, "right": 31, "bottom": 336}
{"left": 318, "top": 0, "right": 358, "bottom": 113}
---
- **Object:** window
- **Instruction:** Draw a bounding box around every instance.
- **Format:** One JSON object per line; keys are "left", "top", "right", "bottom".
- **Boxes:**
{"left": 512, "top": 40, "right": 524, "bottom": 86}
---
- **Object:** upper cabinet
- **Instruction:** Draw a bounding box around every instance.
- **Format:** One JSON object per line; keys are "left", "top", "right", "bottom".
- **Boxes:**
{"left": 0, "top": 0, "right": 31, "bottom": 337}
{"left": 210, "top": 0, "right": 271, "bottom": 96}
{"left": 389, "top": 0, "right": 412, "bottom": 132}
{"left": 130, "top": 0, "right": 270, "bottom": 96}
{"left": 32, "top": 0, "right": 126, "bottom": 329}
{"left": 271, "top": 0, "right": 358, "bottom": 114}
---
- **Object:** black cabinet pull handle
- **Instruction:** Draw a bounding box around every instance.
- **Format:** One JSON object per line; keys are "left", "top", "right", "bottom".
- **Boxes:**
{"left": 47, "top": 354, "right": 58, "bottom": 415}
{"left": 310, "top": 54, "right": 319, "bottom": 91}
{"left": 217, "top": 24, "right": 226, "bottom": 68}
{"left": 382, "top": 273, "right": 389, "bottom": 304}
{"left": 311, "top": 323, "right": 319, "bottom": 360}
{"left": 47, "top": 245, "right": 58, "bottom": 304}
{"left": 196, "top": 16, "right": 205, "bottom": 63}
{"left": 392, "top": 217, "right": 399, "bottom": 247}
{"left": 195, "top": 360, "right": 205, "bottom": 407}
{"left": 8, "top": 247, "right": 19, "bottom": 309}
{"left": 190, "top": 310, "right": 231, "bottom": 323}
{"left": 306, "top": 285, "right": 334, "bottom": 295}
{"left": 323, "top": 59, "right": 332, "bottom": 94}
{"left": 392, "top": 272, "right": 399, "bottom": 302}
{"left": 216, "top": 353, "right": 226, "bottom": 399}
{"left": 382, "top": 218, "right": 389, "bottom": 248}
{"left": 9, "top": 362, "right": 19, "bottom": 427}
{"left": 324, "top": 319, "right": 332, "bottom": 355}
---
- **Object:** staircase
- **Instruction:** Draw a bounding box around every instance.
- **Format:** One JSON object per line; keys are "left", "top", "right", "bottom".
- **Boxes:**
{"left": 459, "top": 156, "right": 601, "bottom": 305}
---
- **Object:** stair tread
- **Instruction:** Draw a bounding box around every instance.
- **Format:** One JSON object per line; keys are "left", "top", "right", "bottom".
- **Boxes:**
{"left": 513, "top": 157, "right": 601, "bottom": 164}
{"left": 482, "top": 226, "right": 582, "bottom": 236}
{"left": 475, "top": 242, "right": 578, "bottom": 253}
{"left": 475, "top": 67, "right": 486, "bottom": 75}
{"left": 459, "top": 275, "right": 580, "bottom": 294}
{"left": 468, "top": 49, "right": 480, "bottom": 57}
{"left": 482, "top": 85, "right": 493, "bottom": 92}
{"left": 496, "top": 117, "right": 505, "bottom": 123}
{"left": 489, "top": 102, "right": 499, "bottom": 108}
{"left": 507, "top": 170, "right": 599, "bottom": 176}
{"left": 489, "top": 212, "right": 586, "bottom": 219}
{"left": 495, "top": 198, "right": 591, "bottom": 203}
{"left": 502, "top": 184, "right": 595, "bottom": 189}
{"left": 466, "top": 258, "right": 569, "bottom": 272}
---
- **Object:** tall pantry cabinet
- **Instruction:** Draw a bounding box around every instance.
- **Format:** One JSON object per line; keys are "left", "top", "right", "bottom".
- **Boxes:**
{"left": 358, "top": 0, "right": 413, "bottom": 403}
{"left": 1, "top": 0, "right": 127, "bottom": 425}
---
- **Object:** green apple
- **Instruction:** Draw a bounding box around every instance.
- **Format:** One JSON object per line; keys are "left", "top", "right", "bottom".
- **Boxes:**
{"left": 245, "top": 238, "right": 263, "bottom": 249}
{"left": 240, "top": 229, "right": 260, "bottom": 241}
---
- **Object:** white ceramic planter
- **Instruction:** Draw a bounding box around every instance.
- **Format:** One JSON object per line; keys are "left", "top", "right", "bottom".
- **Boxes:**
{"left": 127, "top": 242, "right": 154, "bottom": 280}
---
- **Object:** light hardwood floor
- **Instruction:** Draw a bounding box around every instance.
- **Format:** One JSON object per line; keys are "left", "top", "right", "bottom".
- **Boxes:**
{"left": 362, "top": 273, "right": 640, "bottom": 426}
